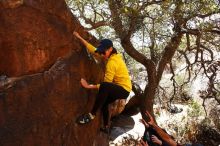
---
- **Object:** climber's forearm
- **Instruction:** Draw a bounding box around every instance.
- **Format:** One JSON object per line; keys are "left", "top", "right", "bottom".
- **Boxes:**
{"left": 73, "top": 32, "right": 96, "bottom": 53}
{"left": 152, "top": 123, "right": 170, "bottom": 139}
{"left": 76, "top": 34, "right": 88, "bottom": 46}
{"left": 151, "top": 124, "right": 177, "bottom": 146}
{"left": 145, "top": 111, "right": 177, "bottom": 146}
{"left": 86, "top": 84, "right": 99, "bottom": 89}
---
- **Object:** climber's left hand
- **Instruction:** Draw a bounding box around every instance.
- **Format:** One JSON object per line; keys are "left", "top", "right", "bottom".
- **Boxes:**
{"left": 80, "top": 78, "right": 89, "bottom": 88}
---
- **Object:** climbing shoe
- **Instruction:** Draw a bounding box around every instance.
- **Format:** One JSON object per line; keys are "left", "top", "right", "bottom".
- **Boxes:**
{"left": 77, "top": 113, "right": 95, "bottom": 124}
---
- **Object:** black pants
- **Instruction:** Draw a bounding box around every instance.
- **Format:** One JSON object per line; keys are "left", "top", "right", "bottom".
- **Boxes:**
{"left": 91, "top": 82, "right": 129, "bottom": 126}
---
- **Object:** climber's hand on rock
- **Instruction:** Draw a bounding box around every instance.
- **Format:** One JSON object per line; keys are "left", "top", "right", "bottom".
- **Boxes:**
{"left": 80, "top": 78, "right": 89, "bottom": 88}
{"left": 73, "top": 31, "right": 80, "bottom": 38}
{"left": 80, "top": 78, "right": 98, "bottom": 89}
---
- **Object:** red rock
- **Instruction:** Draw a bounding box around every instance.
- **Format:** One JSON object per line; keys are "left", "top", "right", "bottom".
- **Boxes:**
{"left": 0, "top": 0, "right": 108, "bottom": 145}
{"left": 0, "top": 0, "right": 91, "bottom": 76}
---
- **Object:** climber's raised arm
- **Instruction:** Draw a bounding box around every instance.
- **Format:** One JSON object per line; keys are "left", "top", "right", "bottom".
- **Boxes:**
{"left": 145, "top": 111, "right": 177, "bottom": 146}
{"left": 73, "top": 31, "right": 96, "bottom": 54}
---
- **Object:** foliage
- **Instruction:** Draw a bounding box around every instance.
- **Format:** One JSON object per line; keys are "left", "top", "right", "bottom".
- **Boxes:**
{"left": 187, "top": 100, "right": 204, "bottom": 117}
{"left": 190, "top": 119, "right": 220, "bottom": 146}
{"left": 120, "top": 134, "right": 140, "bottom": 146}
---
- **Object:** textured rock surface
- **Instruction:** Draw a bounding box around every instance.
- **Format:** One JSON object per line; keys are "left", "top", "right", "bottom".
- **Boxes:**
{"left": 0, "top": 52, "right": 105, "bottom": 146}
{"left": 0, "top": 0, "right": 109, "bottom": 145}
{"left": 0, "top": 0, "right": 94, "bottom": 76}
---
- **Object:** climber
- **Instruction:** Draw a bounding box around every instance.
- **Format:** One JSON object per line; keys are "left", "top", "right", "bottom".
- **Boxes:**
{"left": 73, "top": 32, "right": 132, "bottom": 131}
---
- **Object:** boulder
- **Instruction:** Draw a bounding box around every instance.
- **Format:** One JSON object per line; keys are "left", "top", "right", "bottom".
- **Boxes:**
{"left": 0, "top": 0, "right": 110, "bottom": 145}
{"left": 0, "top": 0, "right": 95, "bottom": 76}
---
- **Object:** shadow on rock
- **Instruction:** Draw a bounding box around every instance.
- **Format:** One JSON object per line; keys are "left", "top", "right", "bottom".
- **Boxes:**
{"left": 110, "top": 114, "right": 135, "bottom": 141}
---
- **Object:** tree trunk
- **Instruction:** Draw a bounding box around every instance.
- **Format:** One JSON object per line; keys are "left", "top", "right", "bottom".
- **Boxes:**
{"left": 123, "top": 33, "right": 183, "bottom": 121}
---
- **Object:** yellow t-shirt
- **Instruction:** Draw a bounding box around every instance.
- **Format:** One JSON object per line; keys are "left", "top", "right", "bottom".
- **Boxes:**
{"left": 86, "top": 41, "right": 132, "bottom": 92}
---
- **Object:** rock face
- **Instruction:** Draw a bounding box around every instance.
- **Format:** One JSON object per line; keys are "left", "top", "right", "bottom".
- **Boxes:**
{"left": 0, "top": 0, "right": 109, "bottom": 145}
{"left": 0, "top": 0, "right": 93, "bottom": 76}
